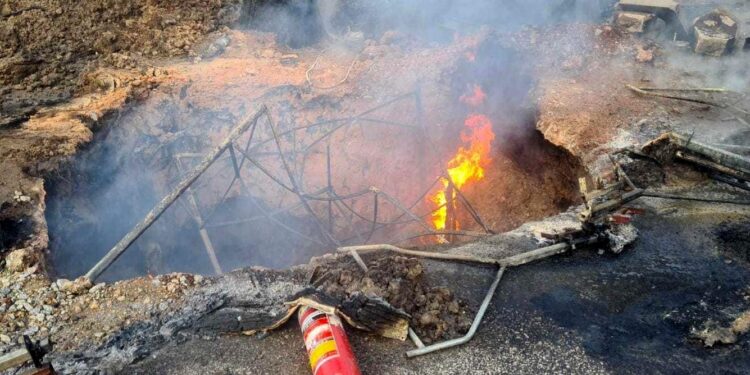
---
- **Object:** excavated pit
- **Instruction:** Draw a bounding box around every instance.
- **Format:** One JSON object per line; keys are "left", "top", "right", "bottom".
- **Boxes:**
{"left": 43, "top": 36, "right": 585, "bottom": 283}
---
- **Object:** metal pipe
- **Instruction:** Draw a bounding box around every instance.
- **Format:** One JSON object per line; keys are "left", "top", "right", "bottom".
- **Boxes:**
{"left": 265, "top": 110, "right": 340, "bottom": 247}
{"left": 174, "top": 158, "right": 223, "bottom": 275}
{"left": 409, "top": 328, "right": 425, "bottom": 349}
{"left": 642, "top": 191, "right": 750, "bottom": 205}
{"left": 84, "top": 106, "right": 267, "bottom": 282}
{"left": 338, "top": 244, "right": 499, "bottom": 266}
{"left": 670, "top": 132, "right": 750, "bottom": 175}
{"left": 406, "top": 266, "right": 506, "bottom": 357}
{"left": 338, "top": 240, "right": 592, "bottom": 268}
{"left": 709, "top": 143, "right": 750, "bottom": 153}
{"left": 676, "top": 150, "right": 750, "bottom": 182}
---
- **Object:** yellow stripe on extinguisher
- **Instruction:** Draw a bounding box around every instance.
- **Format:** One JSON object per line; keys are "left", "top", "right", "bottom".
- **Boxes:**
{"left": 309, "top": 339, "right": 338, "bottom": 370}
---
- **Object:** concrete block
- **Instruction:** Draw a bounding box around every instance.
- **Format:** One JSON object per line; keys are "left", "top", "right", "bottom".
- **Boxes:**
{"left": 615, "top": 11, "right": 656, "bottom": 33}
{"left": 617, "top": 0, "right": 679, "bottom": 14}
{"left": 617, "top": 0, "right": 686, "bottom": 39}
{"left": 693, "top": 9, "right": 738, "bottom": 56}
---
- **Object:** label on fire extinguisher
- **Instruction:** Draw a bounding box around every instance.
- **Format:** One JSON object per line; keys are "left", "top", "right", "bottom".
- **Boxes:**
{"left": 299, "top": 307, "right": 341, "bottom": 374}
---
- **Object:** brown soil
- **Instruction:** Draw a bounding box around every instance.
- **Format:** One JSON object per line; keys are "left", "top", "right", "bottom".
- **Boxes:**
{"left": 461, "top": 130, "right": 585, "bottom": 233}
{"left": 0, "top": 0, "right": 241, "bottom": 122}
{"left": 520, "top": 24, "right": 662, "bottom": 168}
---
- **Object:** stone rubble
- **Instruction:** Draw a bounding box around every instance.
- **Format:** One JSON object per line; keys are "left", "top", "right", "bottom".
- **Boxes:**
{"left": 0, "top": 269, "right": 205, "bottom": 357}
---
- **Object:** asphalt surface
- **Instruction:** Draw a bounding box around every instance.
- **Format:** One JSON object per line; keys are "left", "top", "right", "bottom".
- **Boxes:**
{"left": 124, "top": 199, "right": 750, "bottom": 374}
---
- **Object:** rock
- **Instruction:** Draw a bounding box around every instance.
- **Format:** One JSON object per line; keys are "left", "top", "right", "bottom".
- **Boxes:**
{"left": 448, "top": 301, "right": 460, "bottom": 314}
{"left": 166, "top": 282, "right": 179, "bottom": 293}
{"left": 635, "top": 46, "right": 654, "bottom": 63}
{"left": 5, "top": 248, "right": 35, "bottom": 272}
{"left": 57, "top": 277, "right": 92, "bottom": 295}
{"left": 280, "top": 54, "right": 298, "bottom": 66}
{"left": 89, "top": 283, "right": 106, "bottom": 294}
{"left": 195, "top": 33, "right": 230, "bottom": 59}
{"left": 693, "top": 9, "right": 738, "bottom": 56}
{"left": 12, "top": 190, "right": 31, "bottom": 202}
{"left": 0, "top": 334, "right": 10, "bottom": 344}
{"left": 731, "top": 311, "right": 750, "bottom": 335}
{"left": 605, "top": 223, "right": 638, "bottom": 254}
{"left": 260, "top": 48, "right": 275, "bottom": 59}
{"left": 1, "top": 2, "right": 12, "bottom": 17}
{"left": 692, "top": 323, "right": 737, "bottom": 347}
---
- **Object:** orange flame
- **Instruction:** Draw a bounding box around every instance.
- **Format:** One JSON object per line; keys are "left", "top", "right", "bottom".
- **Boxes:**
{"left": 431, "top": 112, "right": 495, "bottom": 231}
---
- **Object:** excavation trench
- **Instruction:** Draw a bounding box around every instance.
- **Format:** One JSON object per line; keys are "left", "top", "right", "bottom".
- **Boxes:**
{"left": 43, "top": 41, "right": 584, "bottom": 282}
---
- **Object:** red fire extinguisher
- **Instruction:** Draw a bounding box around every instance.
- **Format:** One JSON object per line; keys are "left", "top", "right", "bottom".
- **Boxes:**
{"left": 298, "top": 306, "right": 362, "bottom": 375}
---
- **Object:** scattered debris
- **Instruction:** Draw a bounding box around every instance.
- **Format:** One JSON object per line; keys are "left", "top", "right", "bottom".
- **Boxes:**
{"left": 55, "top": 277, "right": 92, "bottom": 296}
{"left": 337, "top": 230, "right": 610, "bottom": 356}
{"left": 604, "top": 223, "right": 639, "bottom": 254}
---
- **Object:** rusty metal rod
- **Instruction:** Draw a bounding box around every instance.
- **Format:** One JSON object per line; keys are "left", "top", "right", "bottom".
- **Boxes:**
{"left": 84, "top": 106, "right": 267, "bottom": 282}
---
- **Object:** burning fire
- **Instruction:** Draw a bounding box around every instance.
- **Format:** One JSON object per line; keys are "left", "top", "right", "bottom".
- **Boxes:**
{"left": 430, "top": 85, "right": 495, "bottom": 231}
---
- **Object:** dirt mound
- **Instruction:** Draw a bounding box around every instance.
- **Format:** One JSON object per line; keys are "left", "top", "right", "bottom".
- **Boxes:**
{"left": 315, "top": 255, "right": 473, "bottom": 343}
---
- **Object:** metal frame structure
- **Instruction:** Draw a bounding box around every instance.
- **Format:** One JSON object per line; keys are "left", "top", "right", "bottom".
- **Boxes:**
{"left": 85, "top": 89, "right": 493, "bottom": 282}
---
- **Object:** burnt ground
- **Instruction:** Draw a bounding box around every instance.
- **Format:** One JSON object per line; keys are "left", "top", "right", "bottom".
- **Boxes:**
{"left": 122, "top": 200, "right": 750, "bottom": 374}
